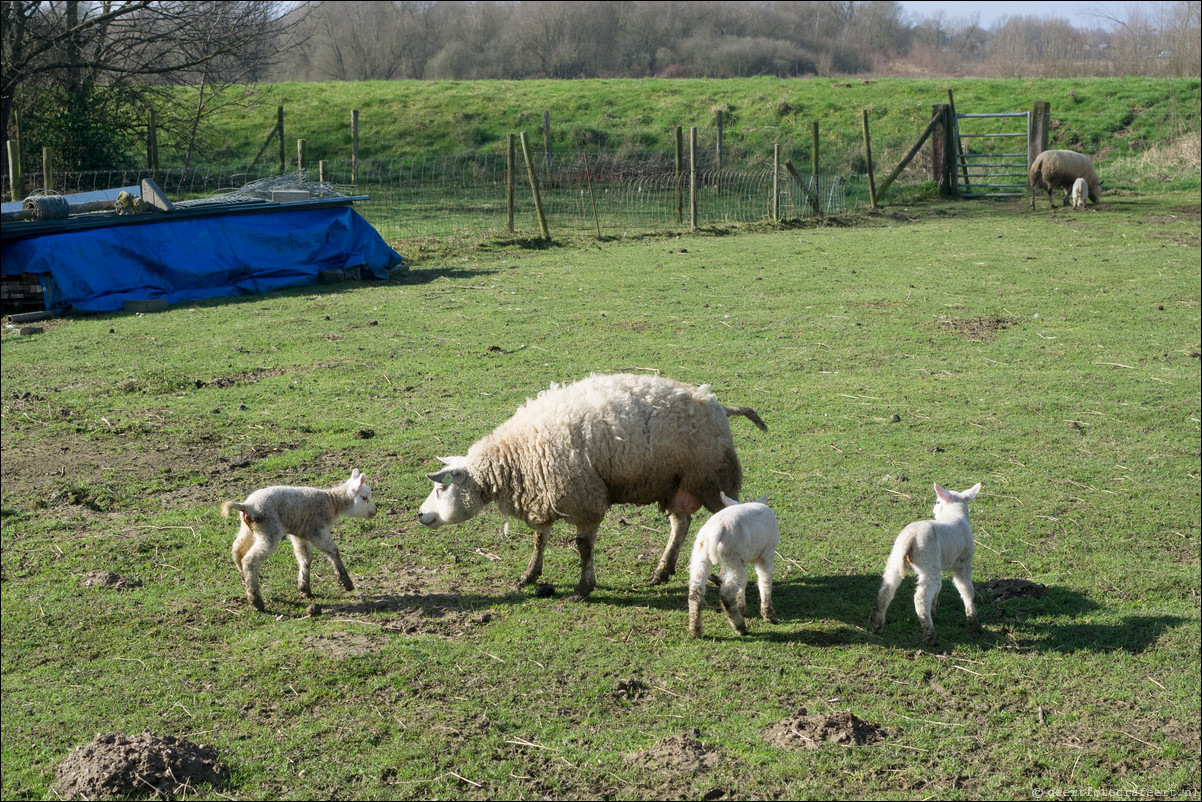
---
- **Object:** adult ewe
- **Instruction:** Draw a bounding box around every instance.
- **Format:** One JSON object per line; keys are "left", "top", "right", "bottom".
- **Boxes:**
{"left": 418, "top": 373, "right": 767, "bottom": 601}
{"left": 1029, "top": 149, "right": 1101, "bottom": 210}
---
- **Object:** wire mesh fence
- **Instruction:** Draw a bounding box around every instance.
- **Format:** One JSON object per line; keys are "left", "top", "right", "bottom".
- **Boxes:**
{"left": 5, "top": 151, "right": 861, "bottom": 245}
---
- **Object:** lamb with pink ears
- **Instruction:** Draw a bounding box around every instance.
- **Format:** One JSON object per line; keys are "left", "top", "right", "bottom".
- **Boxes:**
{"left": 870, "top": 482, "right": 982, "bottom": 645}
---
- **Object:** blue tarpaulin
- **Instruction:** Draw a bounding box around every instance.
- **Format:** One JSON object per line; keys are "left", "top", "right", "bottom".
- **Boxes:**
{"left": 1, "top": 205, "right": 404, "bottom": 314}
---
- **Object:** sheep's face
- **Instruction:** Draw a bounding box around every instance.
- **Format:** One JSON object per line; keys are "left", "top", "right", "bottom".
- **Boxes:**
{"left": 418, "top": 457, "right": 486, "bottom": 528}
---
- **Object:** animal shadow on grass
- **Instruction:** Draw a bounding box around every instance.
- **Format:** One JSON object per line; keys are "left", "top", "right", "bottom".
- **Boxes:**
{"left": 599, "top": 573, "right": 1187, "bottom": 654}
{"left": 771, "top": 573, "right": 1186, "bottom": 655}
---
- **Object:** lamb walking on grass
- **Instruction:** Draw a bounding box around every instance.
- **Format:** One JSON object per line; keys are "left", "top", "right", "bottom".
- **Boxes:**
{"left": 223, "top": 469, "right": 376, "bottom": 611}
{"left": 418, "top": 373, "right": 767, "bottom": 602}
{"left": 687, "top": 492, "right": 779, "bottom": 638}
{"left": 869, "top": 482, "right": 982, "bottom": 645}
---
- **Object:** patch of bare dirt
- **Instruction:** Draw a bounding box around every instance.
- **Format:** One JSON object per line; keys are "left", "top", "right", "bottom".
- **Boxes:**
{"left": 627, "top": 734, "right": 722, "bottom": 773}
{"left": 78, "top": 570, "right": 141, "bottom": 590}
{"left": 53, "top": 731, "right": 227, "bottom": 800}
{"left": 191, "top": 367, "right": 288, "bottom": 389}
{"left": 979, "top": 578, "right": 1047, "bottom": 602}
{"left": 937, "top": 315, "right": 1020, "bottom": 342}
{"left": 302, "top": 630, "right": 386, "bottom": 657}
{"left": 764, "top": 707, "right": 888, "bottom": 749}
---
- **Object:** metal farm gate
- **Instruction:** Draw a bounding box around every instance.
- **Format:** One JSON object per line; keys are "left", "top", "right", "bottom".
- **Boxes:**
{"left": 953, "top": 112, "right": 1030, "bottom": 198}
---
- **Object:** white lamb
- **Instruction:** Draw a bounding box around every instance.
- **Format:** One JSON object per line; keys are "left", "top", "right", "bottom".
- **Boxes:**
{"left": 1071, "top": 177, "right": 1088, "bottom": 210}
{"left": 869, "top": 482, "right": 982, "bottom": 645}
{"left": 418, "top": 373, "right": 767, "bottom": 601}
{"left": 223, "top": 469, "right": 377, "bottom": 611}
{"left": 687, "top": 492, "right": 779, "bottom": 637}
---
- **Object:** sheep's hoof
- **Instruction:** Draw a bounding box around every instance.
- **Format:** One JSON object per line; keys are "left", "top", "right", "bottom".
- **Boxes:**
{"left": 249, "top": 597, "right": 265, "bottom": 612}
{"left": 341, "top": 578, "right": 354, "bottom": 591}
{"left": 649, "top": 567, "right": 673, "bottom": 585}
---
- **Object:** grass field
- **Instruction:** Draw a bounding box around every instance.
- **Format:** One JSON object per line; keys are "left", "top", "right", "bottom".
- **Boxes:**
{"left": 2, "top": 190, "right": 1199, "bottom": 800}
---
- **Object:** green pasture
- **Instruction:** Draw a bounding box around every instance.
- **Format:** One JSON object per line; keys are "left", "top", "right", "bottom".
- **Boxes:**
{"left": 1, "top": 191, "right": 1199, "bottom": 800}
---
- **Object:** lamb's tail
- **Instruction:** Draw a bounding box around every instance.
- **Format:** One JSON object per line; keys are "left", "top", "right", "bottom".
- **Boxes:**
{"left": 881, "top": 527, "right": 916, "bottom": 586}
{"left": 221, "top": 501, "right": 246, "bottom": 518}
{"left": 725, "top": 405, "right": 768, "bottom": 432}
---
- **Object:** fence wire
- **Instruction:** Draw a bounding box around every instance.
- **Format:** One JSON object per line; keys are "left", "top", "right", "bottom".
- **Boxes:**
{"left": 7, "top": 151, "right": 856, "bottom": 245}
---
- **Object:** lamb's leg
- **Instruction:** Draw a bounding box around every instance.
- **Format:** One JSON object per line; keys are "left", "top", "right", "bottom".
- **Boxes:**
{"left": 517, "top": 527, "right": 549, "bottom": 588}
{"left": 309, "top": 527, "right": 354, "bottom": 592}
{"left": 870, "top": 567, "right": 902, "bottom": 634}
{"left": 568, "top": 524, "right": 600, "bottom": 602}
{"left": 290, "top": 535, "right": 313, "bottom": 597}
{"left": 650, "top": 512, "right": 692, "bottom": 585}
{"left": 754, "top": 551, "right": 778, "bottom": 624}
{"left": 230, "top": 522, "right": 255, "bottom": 580}
{"left": 951, "top": 557, "right": 981, "bottom": 635}
{"left": 913, "top": 568, "right": 940, "bottom": 645}
{"left": 687, "top": 550, "right": 712, "bottom": 638}
{"left": 719, "top": 565, "right": 749, "bottom": 635}
{"left": 240, "top": 524, "right": 282, "bottom": 612}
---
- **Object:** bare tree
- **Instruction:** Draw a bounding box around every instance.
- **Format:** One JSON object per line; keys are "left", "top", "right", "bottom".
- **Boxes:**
{"left": 2, "top": 1, "right": 301, "bottom": 168}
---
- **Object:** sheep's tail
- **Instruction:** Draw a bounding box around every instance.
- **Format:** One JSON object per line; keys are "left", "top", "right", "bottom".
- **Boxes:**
{"left": 881, "top": 527, "right": 916, "bottom": 586}
{"left": 221, "top": 501, "right": 246, "bottom": 518}
{"left": 725, "top": 405, "right": 768, "bottom": 432}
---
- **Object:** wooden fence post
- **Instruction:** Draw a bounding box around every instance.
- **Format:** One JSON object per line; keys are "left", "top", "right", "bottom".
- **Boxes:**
{"left": 689, "top": 126, "right": 698, "bottom": 230}
{"left": 297, "top": 139, "right": 307, "bottom": 175}
{"left": 862, "top": 110, "right": 877, "bottom": 210}
{"left": 351, "top": 109, "right": 359, "bottom": 185}
{"left": 674, "top": 126, "right": 683, "bottom": 225}
{"left": 277, "top": 106, "right": 285, "bottom": 174}
{"left": 42, "top": 147, "right": 53, "bottom": 193}
{"left": 1029, "top": 101, "right": 1050, "bottom": 167}
{"left": 507, "top": 133, "right": 515, "bottom": 233}
{"left": 931, "top": 104, "right": 950, "bottom": 195}
{"left": 519, "top": 131, "right": 550, "bottom": 240}
{"left": 772, "top": 143, "right": 780, "bottom": 222}
{"left": 948, "top": 90, "right": 969, "bottom": 193}
{"left": 319, "top": 159, "right": 328, "bottom": 183}
{"left": 7, "top": 139, "right": 21, "bottom": 201}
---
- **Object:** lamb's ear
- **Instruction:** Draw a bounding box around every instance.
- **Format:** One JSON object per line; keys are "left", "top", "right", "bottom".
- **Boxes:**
{"left": 348, "top": 469, "right": 366, "bottom": 491}
{"left": 934, "top": 483, "right": 953, "bottom": 503}
{"left": 962, "top": 483, "right": 982, "bottom": 501}
{"left": 719, "top": 491, "right": 739, "bottom": 507}
{"left": 753, "top": 494, "right": 770, "bottom": 505}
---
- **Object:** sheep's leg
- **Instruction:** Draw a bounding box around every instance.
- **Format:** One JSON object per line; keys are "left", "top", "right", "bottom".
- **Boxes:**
{"left": 517, "top": 528, "right": 549, "bottom": 588}
{"left": 230, "top": 521, "right": 255, "bottom": 580}
{"left": 309, "top": 528, "right": 354, "bottom": 592}
{"left": 240, "top": 524, "right": 282, "bottom": 612}
{"left": 951, "top": 557, "right": 980, "bottom": 635}
{"left": 289, "top": 535, "right": 313, "bottom": 597}
{"left": 568, "top": 524, "right": 600, "bottom": 602}
{"left": 870, "top": 566, "right": 903, "bottom": 634}
{"left": 719, "top": 565, "right": 749, "bottom": 635}
{"left": 913, "top": 568, "right": 940, "bottom": 645}
{"left": 687, "top": 551, "right": 712, "bottom": 638}
{"left": 754, "top": 551, "right": 778, "bottom": 624}
{"left": 650, "top": 512, "right": 692, "bottom": 585}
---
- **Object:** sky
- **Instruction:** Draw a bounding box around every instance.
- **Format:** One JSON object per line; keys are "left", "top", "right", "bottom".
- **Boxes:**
{"left": 896, "top": 1, "right": 1131, "bottom": 29}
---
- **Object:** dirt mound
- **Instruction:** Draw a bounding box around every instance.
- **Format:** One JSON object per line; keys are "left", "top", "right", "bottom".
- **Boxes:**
{"left": 628, "top": 734, "right": 721, "bottom": 772}
{"left": 937, "top": 315, "right": 1019, "bottom": 342}
{"left": 764, "top": 708, "right": 887, "bottom": 749}
{"left": 54, "top": 731, "right": 227, "bottom": 800}
{"left": 980, "top": 578, "right": 1047, "bottom": 602}
{"left": 78, "top": 570, "right": 141, "bottom": 590}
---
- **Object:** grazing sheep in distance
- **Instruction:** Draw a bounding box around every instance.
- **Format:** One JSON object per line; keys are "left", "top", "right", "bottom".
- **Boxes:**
{"left": 688, "top": 491, "right": 779, "bottom": 638}
{"left": 870, "top": 482, "right": 982, "bottom": 645}
{"left": 1029, "top": 149, "right": 1101, "bottom": 210}
{"left": 223, "top": 469, "right": 377, "bottom": 611}
{"left": 417, "top": 373, "right": 768, "bottom": 602}
{"left": 1071, "top": 177, "right": 1088, "bottom": 210}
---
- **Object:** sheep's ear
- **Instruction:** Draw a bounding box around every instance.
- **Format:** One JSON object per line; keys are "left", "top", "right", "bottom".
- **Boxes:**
{"left": 962, "top": 483, "right": 981, "bottom": 501}
{"left": 934, "top": 483, "right": 953, "bottom": 503}
{"left": 720, "top": 491, "right": 739, "bottom": 507}
{"left": 348, "top": 470, "right": 366, "bottom": 491}
{"left": 753, "top": 494, "right": 769, "bottom": 505}
{"left": 427, "top": 467, "right": 468, "bottom": 486}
